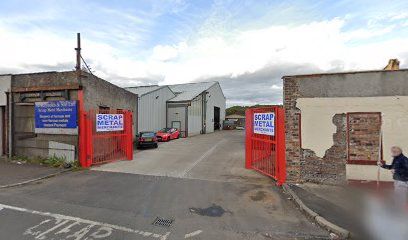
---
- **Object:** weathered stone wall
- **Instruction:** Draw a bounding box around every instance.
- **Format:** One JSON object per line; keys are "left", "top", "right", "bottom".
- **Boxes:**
{"left": 10, "top": 71, "right": 138, "bottom": 159}
{"left": 11, "top": 71, "right": 80, "bottom": 159}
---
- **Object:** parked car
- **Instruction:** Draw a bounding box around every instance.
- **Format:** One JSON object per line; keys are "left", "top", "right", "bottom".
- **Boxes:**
{"left": 156, "top": 128, "right": 180, "bottom": 142}
{"left": 223, "top": 120, "right": 236, "bottom": 130}
{"left": 136, "top": 132, "right": 158, "bottom": 148}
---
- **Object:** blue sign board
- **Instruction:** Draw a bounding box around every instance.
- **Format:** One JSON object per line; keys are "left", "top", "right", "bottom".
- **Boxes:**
{"left": 253, "top": 112, "right": 275, "bottom": 136}
{"left": 34, "top": 101, "right": 78, "bottom": 134}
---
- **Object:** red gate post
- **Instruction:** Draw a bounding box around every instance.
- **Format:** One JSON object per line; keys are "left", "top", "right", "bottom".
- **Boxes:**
{"left": 276, "top": 107, "right": 286, "bottom": 185}
{"left": 125, "top": 111, "right": 133, "bottom": 160}
{"left": 245, "top": 108, "right": 253, "bottom": 169}
{"left": 78, "top": 90, "right": 87, "bottom": 168}
{"left": 79, "top": 112, "right": 87, "bottom": 167}
{"left": 85, "top": 112, "right": 93, "bottom": 168}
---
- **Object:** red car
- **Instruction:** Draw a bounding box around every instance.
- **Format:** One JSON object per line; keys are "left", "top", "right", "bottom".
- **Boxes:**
{"left": 156, "top": 128, "right": 180, "bottom": 142}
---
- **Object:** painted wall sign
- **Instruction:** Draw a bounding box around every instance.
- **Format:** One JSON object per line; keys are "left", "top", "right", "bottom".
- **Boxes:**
{"left": 96, "top": 114, "right": 124, "bottom": 132}
{"left": 253, "top": 112, "right": 275, "bottom": 136}
{"left": 34, "top": 100, "right": 78, "bottom": 135}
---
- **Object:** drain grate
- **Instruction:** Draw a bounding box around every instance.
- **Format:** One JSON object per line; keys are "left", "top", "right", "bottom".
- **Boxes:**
{"left": 152, "top": 217, "right": 174, "bottom": 228}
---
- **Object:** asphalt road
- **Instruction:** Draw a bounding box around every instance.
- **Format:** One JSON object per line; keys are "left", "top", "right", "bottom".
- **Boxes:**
{"left": 0, "top": 131, "right": 329, "bottom": 240}
{"left": 94, "top": 131, "right": 269, "bottom": 184}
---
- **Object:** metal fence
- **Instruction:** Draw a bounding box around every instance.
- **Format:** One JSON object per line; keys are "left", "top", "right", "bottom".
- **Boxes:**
{"left": 245, "top": 106, "right": 286, "bottom": 185}
{"left": 79, "top": 109, "right": 133, "bottom": 167}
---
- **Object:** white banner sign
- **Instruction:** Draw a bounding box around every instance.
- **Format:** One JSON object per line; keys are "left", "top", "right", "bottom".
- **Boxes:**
{"left": 253, "top": 112, "right": 275, "bottom": 136}
{"left": 96, "top": 114, "right": 124, "bottom": 132}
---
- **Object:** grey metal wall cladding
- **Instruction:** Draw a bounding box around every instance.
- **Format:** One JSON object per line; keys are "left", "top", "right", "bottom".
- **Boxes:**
{"left": 138, "top": 87, "right": 175, "bottom": 133}
{"left": 205, "top": 83, "right": 226, "bottom": 133}
{"left": 188, "top": 94, "right": 203, "bottom": 136}
{"left": 167, "top": 106, "right": 186, "bottom": 134}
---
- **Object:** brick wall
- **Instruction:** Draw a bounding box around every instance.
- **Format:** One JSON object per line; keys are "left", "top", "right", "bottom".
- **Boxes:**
{"left": 283, "top": 70, "right": 408, "bottom": 184}
{"left": 300, "top": 114, "right": 347, "bottom": 184}
{"left": 283, "top": 77, "right": 302, "bottom": 182}
{"left": 347, "top": 113, "right": 381, "bottom": 163}
{"left": 284, "top": 77, "right": 347, "bottom": 184}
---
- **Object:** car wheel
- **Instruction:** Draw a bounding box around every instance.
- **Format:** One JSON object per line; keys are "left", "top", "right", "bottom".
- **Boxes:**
{"left": 154, "top": 143, "right": 158, "bottom": 148}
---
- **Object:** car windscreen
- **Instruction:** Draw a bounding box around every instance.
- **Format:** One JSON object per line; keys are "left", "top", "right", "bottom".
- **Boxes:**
{"left": 141, "top": 133, "right": 155, "bottom": 137}
{"left": 159, "top": 128, "right": 171, "bottom": 133}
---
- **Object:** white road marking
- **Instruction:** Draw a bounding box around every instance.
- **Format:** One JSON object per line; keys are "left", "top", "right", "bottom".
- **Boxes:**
{"left": 179, "top": 139, "right": 226, "bottom": 178}
{"left": 0, "top": 203, "right": 170, "bottom": 240}
{"left": 34, "top": 219, "right": 70, "bottom": 239}
{"left": 184, "top": 230, "right": 202, "bottom": 238}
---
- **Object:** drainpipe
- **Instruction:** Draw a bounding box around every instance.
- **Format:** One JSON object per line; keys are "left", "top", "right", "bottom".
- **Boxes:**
{"left": 7, "top": 91, "right": 13, "bottom": 158}
{"left": 202, "top": 92, "right": 207, "bottom": 134}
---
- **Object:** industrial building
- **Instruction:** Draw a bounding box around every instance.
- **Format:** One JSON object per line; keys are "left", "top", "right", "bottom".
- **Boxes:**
{"left": 283, "top": 61, "right": 408, "bottom": 185}
{"left": 0, "top": 70, "right": 137, "bottom": 160}
{"left": 167, "top": 81, "right": 226, "bottom": 137}
{"left": 126, "top": 81, "right": 226, "bottom": 137}
{"left": 126, "top": 86, "right": 175, "bottom": 133}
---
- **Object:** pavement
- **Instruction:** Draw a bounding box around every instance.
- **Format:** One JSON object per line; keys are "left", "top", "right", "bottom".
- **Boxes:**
{"left": 285, "top": 183, "right": 380, "bottom": 239}
{"left": 0, "top": 131, "right": 330, "bottom": 240}
{"left": 0, "top": 159, "right": 64, "bottom": 187}
{"left": 94, "top": 130, "right": 269, "bottom": 184}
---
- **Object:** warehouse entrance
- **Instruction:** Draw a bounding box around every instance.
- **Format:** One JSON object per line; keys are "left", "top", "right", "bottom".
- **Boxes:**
{"left": 79, "top": 109, "right": 133, "bottom": 167}
{"left": 245, "top": 106, "right": 286, "bottom": 185}
{"left": 214, "top": 106, "right": 220, "bottom": 130}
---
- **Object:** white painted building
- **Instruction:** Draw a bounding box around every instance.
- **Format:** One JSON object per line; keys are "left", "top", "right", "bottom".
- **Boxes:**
{"left": 126, "top": 86, "right": 175, "bottom": 133}
{"left": 167, "top": 82, "right": 226, "bottom": 137}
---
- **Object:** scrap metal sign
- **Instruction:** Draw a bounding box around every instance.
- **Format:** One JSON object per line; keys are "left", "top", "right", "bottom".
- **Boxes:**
{"left": 253, "top": 112, "right": 275, "bottom": 136}
{"left": 96, "top": 114, "right": 124, "bottom": 132}
{"left": 34, "top": 100, "right": 78, "bottom": 135}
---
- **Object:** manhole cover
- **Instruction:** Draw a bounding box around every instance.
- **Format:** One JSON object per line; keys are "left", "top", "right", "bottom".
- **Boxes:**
{"left": 152, "top": 217, "right": 174, "bottom": 228}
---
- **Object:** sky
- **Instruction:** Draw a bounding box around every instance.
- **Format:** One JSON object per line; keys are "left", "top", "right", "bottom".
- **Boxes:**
{"left": 0, "top": 0, "right": 407, "bottom": 107}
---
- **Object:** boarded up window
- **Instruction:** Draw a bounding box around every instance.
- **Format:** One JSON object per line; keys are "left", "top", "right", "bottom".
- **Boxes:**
{"left": 347, "top": 112, "right": 382, "bottom": 165}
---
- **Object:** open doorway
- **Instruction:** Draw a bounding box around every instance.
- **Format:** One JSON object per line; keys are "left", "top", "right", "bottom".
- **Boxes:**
{"left": 214, "top": 106, "right": 220, "bottom": 130}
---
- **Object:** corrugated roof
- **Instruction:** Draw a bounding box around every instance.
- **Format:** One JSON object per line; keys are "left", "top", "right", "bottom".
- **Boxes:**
{"left": 168, "top": 81, "right": 217, "bottom": 102}
{"left": 125, "top": 85, "right": 161, "bottom": 96}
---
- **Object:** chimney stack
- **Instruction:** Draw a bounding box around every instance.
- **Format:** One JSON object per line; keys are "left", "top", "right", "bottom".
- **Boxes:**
{"left": 384, "top": 59, "right": 400, "bottom": 70}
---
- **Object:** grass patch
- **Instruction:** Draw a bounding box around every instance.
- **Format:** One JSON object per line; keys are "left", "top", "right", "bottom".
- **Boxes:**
{"left": 11, "top": 155, "right": 82, "bottom": 170}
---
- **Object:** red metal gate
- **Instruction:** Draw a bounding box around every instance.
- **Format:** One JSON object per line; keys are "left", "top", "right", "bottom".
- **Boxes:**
{"left": 79, "top": 109, "right": 133, "bottom": 167}
{"left": 245, "top": 106, "right": 286, "bottom": 185}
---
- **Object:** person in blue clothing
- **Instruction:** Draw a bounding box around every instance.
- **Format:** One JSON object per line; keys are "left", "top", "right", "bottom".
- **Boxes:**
{"left": 379, "top": 146, "right": 408, "bottom": 208}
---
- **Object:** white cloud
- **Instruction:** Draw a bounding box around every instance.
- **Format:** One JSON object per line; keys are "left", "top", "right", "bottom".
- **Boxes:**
{"left": 271, "top": 84, "right": 283, "bottom": 90}
{"left": 0, "top": 15, "right": 407, "bottom": 105}
{"left": 153, "top": 18, "right": 407, "bottom": 84}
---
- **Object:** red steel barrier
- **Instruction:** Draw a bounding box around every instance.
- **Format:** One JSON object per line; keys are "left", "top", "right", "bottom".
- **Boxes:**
{"left": 245, "top": 106, "right": 286, "bottom": 185}
{"left": 79, "top": 109, "right": 133, "bottom": 167}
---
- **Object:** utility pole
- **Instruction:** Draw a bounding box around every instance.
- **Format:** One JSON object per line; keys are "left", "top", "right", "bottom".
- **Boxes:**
{"left": 75, "top": 33, "right": 81, "bottom": 83}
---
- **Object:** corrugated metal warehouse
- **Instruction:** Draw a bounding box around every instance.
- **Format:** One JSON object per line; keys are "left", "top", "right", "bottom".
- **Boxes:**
{"left": 126, "top": 86, "right": 175, "bottom": 133}
{"left": 167, "top": 81, "right": 226, "bottom": 137}
{"left": 128, "top": 81, "right": 226, "bottom": 137}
